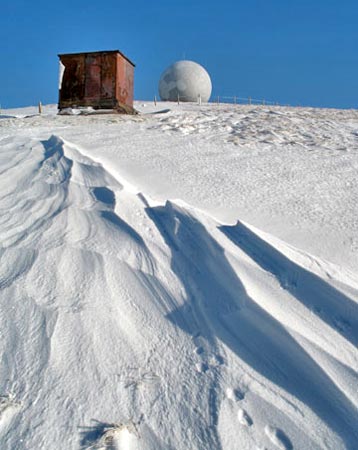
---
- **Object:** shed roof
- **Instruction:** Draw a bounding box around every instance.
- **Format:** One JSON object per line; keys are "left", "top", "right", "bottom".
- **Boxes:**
{"left": 58, "top": 50, "right": 135, "bottom": 67}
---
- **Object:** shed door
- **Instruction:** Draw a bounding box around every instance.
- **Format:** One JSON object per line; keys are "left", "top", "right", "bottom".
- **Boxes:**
{"left": 60, "top": 55, "right": 85, "bottom": 102}
{"left": 85, "top": 55, "right": 101, "bottom": 100}
{"left": 101, "top": 54, "right": 115, "bottom": 99}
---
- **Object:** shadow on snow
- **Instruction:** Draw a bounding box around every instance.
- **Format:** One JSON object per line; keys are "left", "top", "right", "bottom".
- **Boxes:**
{"left": 147, "top": 201, "right": 358, "bottom": 449}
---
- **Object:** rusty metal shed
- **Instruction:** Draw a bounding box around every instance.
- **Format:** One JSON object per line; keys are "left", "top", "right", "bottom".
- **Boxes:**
{"left": 58, "top": 50, "right": 136, "bottom": 113}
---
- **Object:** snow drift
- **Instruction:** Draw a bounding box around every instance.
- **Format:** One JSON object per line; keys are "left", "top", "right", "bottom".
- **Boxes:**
{"left": 0, "top": 103, "right": 357, "bottom": 449}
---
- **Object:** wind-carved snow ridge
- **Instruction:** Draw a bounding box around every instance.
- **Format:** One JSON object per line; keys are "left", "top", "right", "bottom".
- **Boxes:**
{"left": 0, "top": 135, "right": 162, "bottom": 449}
{"left": 1, "top": 129, "right": 358, "bottom": 449}
{"left": 146, "top": 200, "right": 358, "bottom": 448}
{"left": 154, "top": 106, "right": 358, "bottom": 152}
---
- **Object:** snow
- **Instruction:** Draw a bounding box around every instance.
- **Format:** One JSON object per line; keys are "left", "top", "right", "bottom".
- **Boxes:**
{"left": 0, "top": 101, "right": 357, "bottom": 449}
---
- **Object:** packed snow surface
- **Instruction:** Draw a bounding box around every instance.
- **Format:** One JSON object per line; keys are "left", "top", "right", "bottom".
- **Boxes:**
{"left": 0, "top": 102, "right": 357, "bottom": 450}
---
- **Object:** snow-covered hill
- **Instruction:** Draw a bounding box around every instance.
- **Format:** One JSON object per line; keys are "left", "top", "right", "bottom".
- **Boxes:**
{"left": 0, "top": 102, "right": 357, "bottom": 449}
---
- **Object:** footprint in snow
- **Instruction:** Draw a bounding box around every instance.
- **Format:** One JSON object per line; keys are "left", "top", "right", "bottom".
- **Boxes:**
{"left": 195, "top": 362, "right": 209, "bottom": 374}
{"left": 265, "top": 425, "right": 293, "bottom": 450}
{"left": 209, "top": 354, "right": 224, "bottom": 366}
{"left": 238, "top": 408, "right": 253, "bottom": 427}
{"left": 194, "top": 346, "right": 204, "bottom": 355}
{"left": 226, "top": 387, "right": 245, "bottom": 402}
{"left": 192, "top": 331, "right": 203, "bottom": 345}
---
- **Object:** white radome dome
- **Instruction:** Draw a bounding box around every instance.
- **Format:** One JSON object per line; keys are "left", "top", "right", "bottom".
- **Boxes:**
{"left": 159, "top": 60, "right": 212, "bottom": 102}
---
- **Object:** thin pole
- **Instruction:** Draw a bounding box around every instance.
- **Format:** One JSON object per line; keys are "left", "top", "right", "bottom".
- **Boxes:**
{"left": 154, "top": 96, "right": 157, "bottom": 106}
{"left": 38, "top": 101, "right": 42, "bottom": 114}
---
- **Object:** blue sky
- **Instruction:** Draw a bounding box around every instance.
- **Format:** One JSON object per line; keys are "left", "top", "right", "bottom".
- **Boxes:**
{"left": 1, "top": 0, "right": 358, "bottom": 108}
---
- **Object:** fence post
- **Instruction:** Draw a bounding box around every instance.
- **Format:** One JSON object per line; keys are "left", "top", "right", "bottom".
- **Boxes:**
{"left": 198, "top": 94, "right": 202, "bottom": 106}
{"left": 38, "top": 101, "right": 42, "bottom": 114}
{"left": 154, "top": 95, "right": 157, "bottom": 106}
{"left": 177, "top": 93, "right": 180, "bottom": 105}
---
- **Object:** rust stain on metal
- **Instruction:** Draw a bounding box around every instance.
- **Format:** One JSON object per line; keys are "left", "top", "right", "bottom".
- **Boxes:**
{"left": 58, "top": 50, "right": 136, "bottom": 114}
